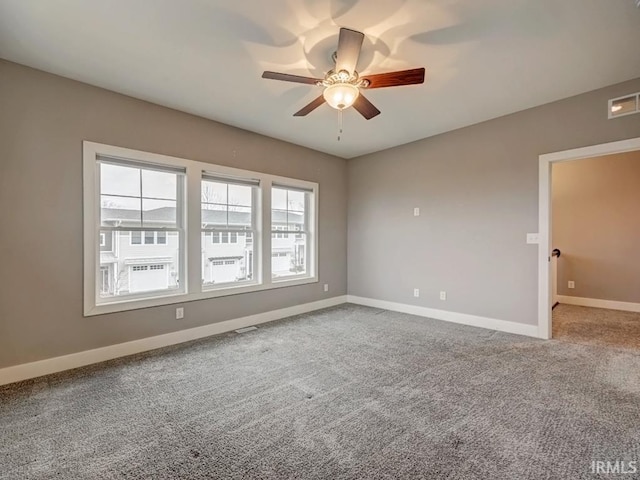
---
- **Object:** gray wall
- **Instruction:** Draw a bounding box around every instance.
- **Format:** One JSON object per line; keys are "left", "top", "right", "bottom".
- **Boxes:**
{"left": 0, "top": 60, "right": 347, "bottom": 368}
{"left": 552, "top": 151, "right": 640, "bottom": 303}
{"left": 348, "top": 77, "right": 640, "bottom": 326}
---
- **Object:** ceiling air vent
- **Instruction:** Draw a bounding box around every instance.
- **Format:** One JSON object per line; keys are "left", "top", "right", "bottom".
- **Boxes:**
{"left": 608, "top": 93, "right": 639, "bottom": 119}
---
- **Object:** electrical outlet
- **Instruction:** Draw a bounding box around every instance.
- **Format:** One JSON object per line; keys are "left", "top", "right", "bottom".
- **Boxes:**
{"left": 526, "top": 233, "right": 539, "bottom": 244}
{"left": 440, "top": 291, "right": 447, "bottom": 301}
{"left": 413, "top": 288, "right": 420, "bottom": 298}
{"left": 323, "top": 284, "right": 329, "bottom": 292}
{"left": 568, "top": 281, "right": 575, "bottom": 289}
{"left": 413, "top": 207, "right": 420, "bottom": 217}
{"left": 176, "top": 307, "right": 184, "bottom": 319}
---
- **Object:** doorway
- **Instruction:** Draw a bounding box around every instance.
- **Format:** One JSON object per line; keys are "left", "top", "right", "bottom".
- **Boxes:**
{"left": 537, "top": 137, "right": 640, "bottom": 340}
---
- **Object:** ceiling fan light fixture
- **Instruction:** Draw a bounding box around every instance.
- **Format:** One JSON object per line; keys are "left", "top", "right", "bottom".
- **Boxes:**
{"left": 323, "top": 83, "right": 359, "bottom": 110}
{"left": 262, "top": 28, "right": 425, "bottom": 120}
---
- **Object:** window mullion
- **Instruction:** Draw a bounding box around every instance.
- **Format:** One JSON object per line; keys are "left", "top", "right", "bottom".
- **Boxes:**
{"left": 92, "top": 158, "right": 101, "bottom": 308}
{"left": 139, "top": 169, "right": 143, "bottom": 227}
{"left": 186, "top": 165, "right": 202, "bottom": 295}
{"left": 262, "top": 179, "right": 272, "bottom": 285}
{"left": 309, "top": 185, "right": 317, "bottom": 277}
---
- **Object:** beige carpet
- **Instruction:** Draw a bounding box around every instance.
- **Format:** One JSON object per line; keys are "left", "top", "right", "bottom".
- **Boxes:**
{"left": 553, "top": 303, "right": 640, "bottom": 350}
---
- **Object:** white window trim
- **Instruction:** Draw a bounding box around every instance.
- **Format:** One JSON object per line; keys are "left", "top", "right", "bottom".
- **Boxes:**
{"left": 83, "top": 141, "right": 319, "bottom": 316}
{"left": 200, "top": 176, "right": 259, "bottom": 291}
{"left": 270, "top": 186, "right": 315, "bottom": 282}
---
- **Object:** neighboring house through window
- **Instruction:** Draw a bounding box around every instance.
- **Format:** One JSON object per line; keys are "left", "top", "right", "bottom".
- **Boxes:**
{"left": 83, "top": 142, "right": 318, "bottom": 315}
{"left": 99, "top": 266, "right": 110, "bottom": 294}
{"left": 201, "top": 175, "right": 257, "bottom": 288}
{"left": 271, "top": 186, "right": 312, "bottom": 279}
{"left": 210, "top": 232, "right": 239, "bottom": 244}
{"left": 131, "top": 231, "right": 168, "bottom": 245}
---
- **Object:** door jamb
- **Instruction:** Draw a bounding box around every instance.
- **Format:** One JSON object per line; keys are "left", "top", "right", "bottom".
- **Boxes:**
{"left": 537, "top": 137, "right": 640, "bottom": 339}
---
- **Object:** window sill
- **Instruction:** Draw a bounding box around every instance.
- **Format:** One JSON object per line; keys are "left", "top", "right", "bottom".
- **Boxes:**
{"left": 84, "top": 276, "right": 318, "bottom": 316}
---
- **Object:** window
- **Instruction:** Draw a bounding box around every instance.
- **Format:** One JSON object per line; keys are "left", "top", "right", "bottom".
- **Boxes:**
{"left": 201, "top": 175, "right": 257, "bottom": 288}
{"left": 95, "top": 155, "right": 184, "bottom": 302}
{"left": 210, "top": 232, "right": 239, "bottom": 244}
{"left": 272, "top": 225, "right": 288, "bottom": 239}
{"left": 99, "top": 266, "right": 110, "bottom": 294}
{"left": 130, "top": 231, "right": 168, "bottom": 245}
{"left": 271, "top": 186, "right": 314, "bottom": 279}
{"left": 99, "top": 232, "right": 114, "bottom": 252}
{"left": 84, "top": 142, "right": 318, "bottom": 316}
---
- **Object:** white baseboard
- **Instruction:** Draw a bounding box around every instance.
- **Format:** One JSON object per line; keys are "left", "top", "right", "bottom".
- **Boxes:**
{"left": 557, "top": 295, "right": 640, "bottom": 313}
{"left": 347, "top": 295, "right": 540, "bottom": 338}
{"left": 0, "top": 295, "right": 347, "bottom": 387}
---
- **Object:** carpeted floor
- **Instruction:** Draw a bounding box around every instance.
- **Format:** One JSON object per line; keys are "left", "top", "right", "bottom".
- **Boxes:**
{"left": 2, "top": 304, "right": 640, "bottom": 479}
{"left": 553, "top": 303, "right": 640, "bottom": 350}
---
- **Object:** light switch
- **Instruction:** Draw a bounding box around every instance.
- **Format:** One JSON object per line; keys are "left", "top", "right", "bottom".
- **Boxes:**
{"left": 526, "top": 233, "right": 539, "bottom": 244}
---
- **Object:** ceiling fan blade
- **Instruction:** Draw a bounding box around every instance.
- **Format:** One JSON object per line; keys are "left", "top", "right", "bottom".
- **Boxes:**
{"left": 262, "top": 71, "right": 321, "bottom": 85}
{"left": 293, "top": 95, "right": 326, "bottom": 116}
{"left": 361, "top": 68, "right": 425, "bottom": 89}
{"left": 335, "top": 28, "right": 364, "bottom": 75}
{"left": 352, "top": 93, "right": 380, "bottom": 120}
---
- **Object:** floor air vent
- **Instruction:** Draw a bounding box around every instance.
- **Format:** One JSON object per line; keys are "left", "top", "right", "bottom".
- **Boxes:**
{"left": 235, "top": 326, "right": 258, "bottom": 334}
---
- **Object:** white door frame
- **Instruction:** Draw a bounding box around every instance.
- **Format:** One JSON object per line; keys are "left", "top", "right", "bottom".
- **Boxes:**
{"left": 538, "top": 136, "right": 640, "bottom": 339}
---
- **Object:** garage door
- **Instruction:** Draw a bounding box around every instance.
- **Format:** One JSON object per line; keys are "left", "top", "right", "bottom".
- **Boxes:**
{"left": 210, "top": 260, "right": 239, "bottom": 284}
{"left": 130, "top": 264, "right": 168, "bottom": 293}
{"left": 272, "top": 252, "right": 291, "bottom": 277}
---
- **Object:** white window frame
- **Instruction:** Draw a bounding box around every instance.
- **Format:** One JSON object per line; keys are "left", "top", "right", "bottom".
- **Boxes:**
{"left": 93, "top": 151, "right": 187, "bottom": 307}
{"left": 83, "top": 141, "right": 319, "bottom": 316}
{"left": 270, "top": 185, "right": 316, "bottom": 282}
{"left": 201, "top": 173, "right": 259, "bottom": 290}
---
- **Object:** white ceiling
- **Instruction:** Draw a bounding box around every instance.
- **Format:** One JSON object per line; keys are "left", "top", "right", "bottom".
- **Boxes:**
{"left": 1, "top": 0, "right": 639, "bottom": 158}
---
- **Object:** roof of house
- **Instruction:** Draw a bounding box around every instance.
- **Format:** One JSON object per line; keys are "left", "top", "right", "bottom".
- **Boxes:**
{"left": 101, "top": 207, "right": 302, "bottom": 227}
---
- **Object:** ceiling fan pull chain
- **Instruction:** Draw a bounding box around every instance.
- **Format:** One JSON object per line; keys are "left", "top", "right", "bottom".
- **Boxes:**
{"left": 337, "top": 109, "right": 343, "bottom": 141}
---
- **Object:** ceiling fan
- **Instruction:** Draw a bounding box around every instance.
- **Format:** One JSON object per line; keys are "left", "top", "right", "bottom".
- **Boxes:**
{"left": 262, "top": 28, "right": 425, "bottom": 120}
